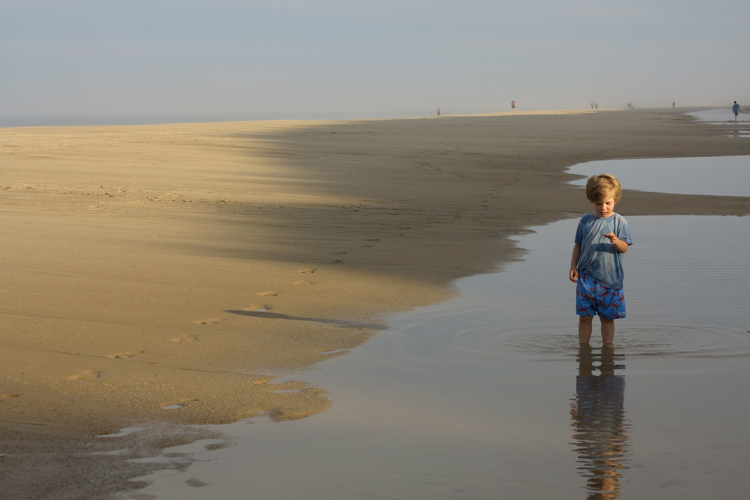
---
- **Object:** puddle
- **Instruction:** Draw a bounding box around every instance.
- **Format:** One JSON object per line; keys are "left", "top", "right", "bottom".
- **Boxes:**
{"left": 97, "top": 427, "right": 145, "bottom": 438}
{"left": 127, "top": 469, "right": 182, "bottom": 483}
{"left": 160, "top": 399, "right": 198, "bottom": 410}
{"left": 92, "top": 449, "right": 130, "bottom": 456}
{"left": 318, "top": 348, "right": 350, "bottom": 355}
{"left": 164, "top": 439, "right": 226, "bottom": 455}
{"left": 567, "top": 156, "right": 750, "bottom": 197}
{"left": 128, "top": 456, "right": 184, "bottom": 465}
{"left": 128, "top": 157, "right": 750, "bottom": 500}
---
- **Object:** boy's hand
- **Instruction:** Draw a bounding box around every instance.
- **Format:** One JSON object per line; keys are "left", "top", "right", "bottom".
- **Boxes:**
{"left": 569, "top": 269, "right": 579, "bottom": 283}
{"left": 604, "top": 232, "right": 629, "bottom": 253}
{"left": 603, "top": 232, "right": 618, "bottom": 243}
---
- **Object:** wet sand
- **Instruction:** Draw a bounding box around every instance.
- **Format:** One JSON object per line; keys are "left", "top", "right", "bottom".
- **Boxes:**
{"left": 1, "top": 108, "right": 749, "bottom": 497}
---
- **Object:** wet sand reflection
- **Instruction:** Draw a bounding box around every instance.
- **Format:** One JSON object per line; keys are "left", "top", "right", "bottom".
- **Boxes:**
{"left": 570, "top": 345, "right": 630, "bottom": 499}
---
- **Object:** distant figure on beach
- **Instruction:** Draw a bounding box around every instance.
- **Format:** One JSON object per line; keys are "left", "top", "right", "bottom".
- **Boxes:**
{"left": 591, "top": 102, "right": 594, "bottom": 109}
{"left": 595, "top": 102, "right": 598, "bottom": 109}
{"left": 673, "top": 102, "right": 675, "bottom": 109}
{"left": 569, "top": 174, "right": 632, "bottom": 345}
{"left": 733, "top": 101, "right": 740, "bottom": 123}
{"left": 437, "top": 108, "right": 441, "bottom": 116}
{"left": 512, "top": 100, "right": 516, "bottom": 111}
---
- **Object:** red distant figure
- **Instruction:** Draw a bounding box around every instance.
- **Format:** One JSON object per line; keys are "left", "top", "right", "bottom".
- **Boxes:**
{"left": 511, "top": 100, "right": 516, "bottom": 111}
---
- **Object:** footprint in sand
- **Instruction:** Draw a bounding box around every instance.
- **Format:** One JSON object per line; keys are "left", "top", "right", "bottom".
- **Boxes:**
{"left": 0, "top": 392, "right": 19, "bottom": 399}
{"left": 243, "top": 304, "right": 270, "bottom": 312}
{"left": 265, "top": 380, "right": 310, "bottom": 394}
{"left": 329, "top": 260, "right": 344, "bottom": 264}
{"left": 298, "top": 268, "right": 317, "bottom": 274}
{"left": 294, "top": 280, "right": 313, "bottom": 286}
{"left": 186, "top": 478, "right": 208, "bottom": 488}
{"left": 195, "top": 318, "right": 222, "bottom": 325}
{"left": 109, "top": 351, "right": 140, "bottom": 360}
{"left": 67, "top": 370, "right": 101, "bottom": 381}
{"left": 161, "top": 398, "right": 198, "bottom": 410}
{"left": 358, "top": 245, "right": 372, "bottom": 248}
{"left": 256, "top": 291, "right": 279, "bottom": 297}
{"left": 171, "top": 335, "right": 197, "bottom": 342}
{"left": 332, "top": 251, "right": 347, "bottom": 255}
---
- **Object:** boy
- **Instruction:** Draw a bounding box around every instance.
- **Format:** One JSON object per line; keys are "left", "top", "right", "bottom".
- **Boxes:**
{"left": 569, "top": 174, "right": 632, "bottom": 345}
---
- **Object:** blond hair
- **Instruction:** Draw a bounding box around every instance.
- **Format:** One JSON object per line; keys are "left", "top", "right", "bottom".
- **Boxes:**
{"left": 585, "top": 174, "right": 622, "bottom": 203}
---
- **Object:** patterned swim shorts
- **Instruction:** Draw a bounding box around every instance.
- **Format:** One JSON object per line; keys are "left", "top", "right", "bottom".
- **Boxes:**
{"left": 576, "top": 269, "right": 626, "bottom": 320}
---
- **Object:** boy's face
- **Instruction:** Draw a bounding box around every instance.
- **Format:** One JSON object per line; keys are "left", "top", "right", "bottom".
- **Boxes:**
{"left": 591, "top": 196, "right": 616, "bottom": 218}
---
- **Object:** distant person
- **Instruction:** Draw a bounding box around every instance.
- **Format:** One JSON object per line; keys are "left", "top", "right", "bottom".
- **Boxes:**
{"left": 595, "top": 102, "right": 598, "bottom": 109}
{"left": 733, "top": 101, "right": 740, "bottom": 124}
{"left": 672, "top": 102, "right": 675, "bottom": 109}
{"left": 512, "top": 100, "right": 516, "bottom": 111}
{"left": 569, "top": 174, "right": 632, "bottom": 345}
{"left": 437, "top": 108, "right": 441, "bottom": 116}
{"left": 591, "top": 102, "right": 594, "bottom": 109}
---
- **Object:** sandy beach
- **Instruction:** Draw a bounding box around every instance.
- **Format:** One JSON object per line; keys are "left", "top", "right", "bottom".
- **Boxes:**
{"left": 2, "top": 108, "right": 749, "bottom": 498}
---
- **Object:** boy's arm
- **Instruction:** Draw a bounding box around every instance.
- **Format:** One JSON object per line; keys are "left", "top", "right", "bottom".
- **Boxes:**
{"left": 603, "top": 233, "right": 629, "bottom": 253}
{"left": 569, "top": 244, "right": 581, "bottom": 282}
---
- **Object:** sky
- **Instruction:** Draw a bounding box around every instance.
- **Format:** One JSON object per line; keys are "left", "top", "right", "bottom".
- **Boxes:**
{"left": 2, "top": 0, "right": 749, "bottom": 122}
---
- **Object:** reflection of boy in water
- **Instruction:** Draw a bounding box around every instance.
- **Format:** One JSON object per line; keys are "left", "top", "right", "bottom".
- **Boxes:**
{"left": 570, "top": 345, "right": 629, "bottom": 500}
{"left": 569, "top": 174, "right": 632, "bottom": 345}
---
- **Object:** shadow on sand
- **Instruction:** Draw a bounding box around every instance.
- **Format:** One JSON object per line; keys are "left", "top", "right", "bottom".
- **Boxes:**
{"left": 225, "top": 310, "right": 388, "bottom": 330}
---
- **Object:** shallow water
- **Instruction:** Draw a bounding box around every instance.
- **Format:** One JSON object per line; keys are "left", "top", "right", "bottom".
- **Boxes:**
{"left": 685, "top": 108, "right": 750, "bottom": 138}
{"left": 125, "top": 211, "right": 750, "bottom": 500}
{"left": 124, "top": 155, "right": 750, "bottom": 499}
{"left": 567, "top": 156, "right": 750, "bottom": 197}
{"left": 686, "top": 108, "right": 750, "bottom": 123}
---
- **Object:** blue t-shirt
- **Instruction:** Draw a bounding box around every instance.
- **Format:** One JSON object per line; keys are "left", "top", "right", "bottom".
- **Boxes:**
{"left": 574, "top": 213, "right": 632, "bottom": 290}
{"left": 733, "top": 103, "right": 740, "bottom": 114}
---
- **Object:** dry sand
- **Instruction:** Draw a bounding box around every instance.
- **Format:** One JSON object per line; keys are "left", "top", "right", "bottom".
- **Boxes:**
{"left": 1, "top": 108, "right": 749, "bottom": 498}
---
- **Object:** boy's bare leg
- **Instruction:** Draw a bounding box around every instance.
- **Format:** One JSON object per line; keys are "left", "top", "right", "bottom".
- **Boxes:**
{"left": 578, "top": 316, "right": 594, "bottom": 344}
{"left": 600, "top": 318, "right": 615, "bottom": 345}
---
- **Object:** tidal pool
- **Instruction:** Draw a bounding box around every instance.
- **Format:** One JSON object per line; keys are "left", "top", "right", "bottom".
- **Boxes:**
{"left": 125, "top": 167, "right": 750, "bottom": 500}
{"left": 567, "top": 155, "right": 750, "bottom": 197}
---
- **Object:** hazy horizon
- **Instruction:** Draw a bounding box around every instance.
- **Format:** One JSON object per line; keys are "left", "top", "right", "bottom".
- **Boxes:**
{"left": 3, "top": 0, "right": 749, "bottom": 122}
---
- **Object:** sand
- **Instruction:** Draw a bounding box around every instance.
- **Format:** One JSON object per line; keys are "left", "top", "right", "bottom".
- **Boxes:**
{"left": 1, "top": 108, "right": 749, "bottom": 498}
